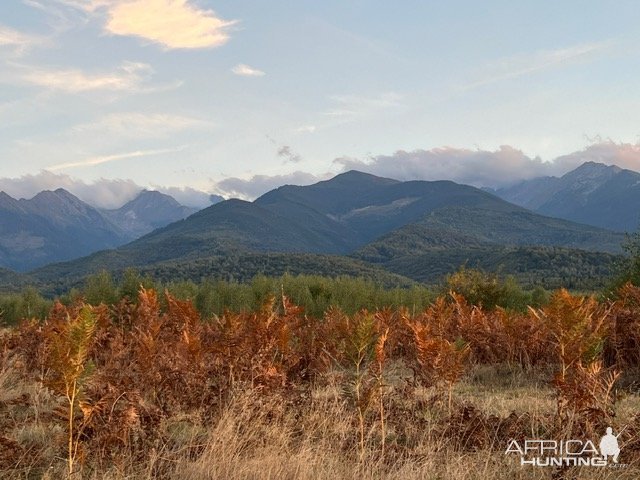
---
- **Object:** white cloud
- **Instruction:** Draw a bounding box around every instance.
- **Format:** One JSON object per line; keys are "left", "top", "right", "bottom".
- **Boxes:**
{"left": 231, "top": 63, "right": 265, "bottom": 77}
{"left": 463, "top": 40, "right": 613, "bottom": 90}
{"left": 213, "top": 171, "right": 326, "bottom": 200}
{"left": 333, "top": 141, "right": 640, "bottom": 188}
{"left": 334, "top": 146, "right": 550, "bottom": 188}
{"left": 107, "top": 0, "right": 236, "bottom": 49}
{"left": 56, "top": 0, "right": 236, "bottom": 49}
{"left": 48, "top": 146, "right": 186, "bottom": 171}
{"left": 6, "top": 142, "right": 637, "bottom": 209}
{"left": 0, "top": 170, "right": 215, "bottom": 209}
{"left": 552, "top": 141, "right": 640, "bottom": 173}
{"left": 72, "top": 112, "right": 214, "bottom": 138}
{"left": 207, "top": 142, "right": 640, "bottom": 202}
{"left": 151, "top": 185, "right": 216, "bottom": 208}
{"left": 10, "top": 60, "right": 155, "bottom": 93}
{"left": 33, "top": 0, "right": 236, "bottom": 49}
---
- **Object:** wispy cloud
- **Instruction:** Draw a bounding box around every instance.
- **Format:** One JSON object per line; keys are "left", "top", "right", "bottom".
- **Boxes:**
{"left": 294, "top": 125, "right": 316, "bottom": 134}
{"left": 463, "top": 40, "right": 613, "bottom": 90}
{"left": 22, "top": 0, "right": 91, "bottom": 35}
{"left": 71, "top": 112, "right": 214, "bottom": 138}
{"left": 48, "top": 146, "right": 186, "bottom": 171}
{"left": 323, "top": 92, "right": 403, "bottom": 120}
{"left": 49, "top": 0, "right": 110, "bottom": 13}
{"left": 231, "top": 63, "right": 265, "bottom": 77}
{"left": 0, "top": 24, "right": 47, "bottom": 56}
{"left": 8, "top": 60, "right": 155, "bottom": 93}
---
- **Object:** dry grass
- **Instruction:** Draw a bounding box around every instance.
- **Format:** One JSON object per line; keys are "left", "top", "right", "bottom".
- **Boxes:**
{"left": 2, "top": 287, "right": 640, "bottom": 478}
{"left": 455, "top": 364, "right": 556, "bottom": 416}
{"left": 1, "top": 364, "right": 638, "bottom": 479}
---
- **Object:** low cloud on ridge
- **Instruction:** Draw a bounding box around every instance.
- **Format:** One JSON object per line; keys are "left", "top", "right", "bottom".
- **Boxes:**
{"left": 334, "top": 141, "right": 640, "bottom": 189}
{"left": 0, "top": 171, "right": 214, "bottom": 209}
{"left": 211, "top": 141, "right": 640, "bottom": 199}
{"left": 212, "top": 171, "right": 326, "bottom": 200}
{"left": 3, "top": 142, "right": 639, "bottom": 207}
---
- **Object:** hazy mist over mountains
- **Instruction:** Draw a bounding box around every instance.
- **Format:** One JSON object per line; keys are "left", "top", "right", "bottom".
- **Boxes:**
{"left": 2, "top": 141, "right": 639, "bottom": 207}
{"left": 0, "top": 188, "right": 219, "bottom": 271}
{"left": 0, "top": 171, "right": 224, "bottom": 210}
{"left": 210, "top": 141, "right": 640, "bottom": 200}
{"left": 492, "top": 161, "right": 640, "bottom": 232}
{"left": 1, "top": 151, "right": 639, "bottom": 291}
{"left": 0, "top": 160, "right": 634, "bottom": 293}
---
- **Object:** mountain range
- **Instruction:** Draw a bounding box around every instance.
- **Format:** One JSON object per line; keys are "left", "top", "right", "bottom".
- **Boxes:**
{"left": 14, "top": 168, "right": 627, "bottom": 294}
{"left": 0, "top": 189, "right": 204, "bottom": 271}
{"left": 100, "top": 190, "right": 198, "bottom": 240}
{"left": 492, "top": 161, "right": 640, "bottom": 232}
{"left": 1, "top": 162, "right": 635, "bottom": 292}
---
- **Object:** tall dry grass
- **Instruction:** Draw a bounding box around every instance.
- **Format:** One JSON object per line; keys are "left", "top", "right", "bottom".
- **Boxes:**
{"left": 1, "top": 286, "right": 640, "bottom": 478}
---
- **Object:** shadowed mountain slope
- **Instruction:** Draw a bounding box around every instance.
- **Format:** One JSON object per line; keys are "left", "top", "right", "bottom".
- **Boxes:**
{"left": 494, "top": 162, "right": 640, "bottom": 232}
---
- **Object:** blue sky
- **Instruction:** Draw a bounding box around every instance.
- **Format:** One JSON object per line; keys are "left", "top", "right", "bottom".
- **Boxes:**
{"left": 1, "top": 1, "right": 640, "bottom": 207}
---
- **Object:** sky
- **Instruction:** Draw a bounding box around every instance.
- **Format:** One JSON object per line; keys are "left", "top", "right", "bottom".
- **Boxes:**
{"left": 2, "top": 0, "right": 640, "bottom": 208}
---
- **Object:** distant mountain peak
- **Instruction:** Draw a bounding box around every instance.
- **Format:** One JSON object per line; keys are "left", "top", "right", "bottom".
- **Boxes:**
{"left": 581, "top": 160, "right": 620, "bottom": 169}
{"left": 330, "top": 170, "right": 399, "bottom": 184}
{"left": 102, "top": 189, "right": 199, "bottom": 240}
{"left": 337, "top": 169, "right": 379, "bottom": 178}
{"left": 32, "top": 188, "right": 74, "bottom": 199}
{"left": 138, "top": 189, "right": 164, "bottom": 197}
{"left": 0, "top": 191, "right": 15, "bottom": 201}
{"left": 31, "top": 189, "right": 57, "bottom": 200}
{"left": 120, "top": 189, "right": 182, "bottom": 210}
{"left": 137, "top": 189, "right": 170, "bottom": 199}
{"left": 0, "top": 191, "right": 20, "bottom": 211}
{"left": 560, "top": 162, "right": 623, "bottom": 197}
{"left": 494, "top": 161, "right": 640, "bottom": 231}
{"left": 29, "top": 189, "right": 86, "bottom": 210}
{"left": 568, "top": 161, "right": 622, "bottom": 177}
{"left": 0, "top": 187, "right": 126, "bottom": 271}
{"left": 209, "top": 193, "right": 224, "bottom": 204}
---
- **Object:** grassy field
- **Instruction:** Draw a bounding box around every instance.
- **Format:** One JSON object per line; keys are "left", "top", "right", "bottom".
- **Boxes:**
{"left": 1, "top": 284, "right": 640, "bottom": 479}
{"left": 2, "top": 361, "right": 639, "bottom": 479}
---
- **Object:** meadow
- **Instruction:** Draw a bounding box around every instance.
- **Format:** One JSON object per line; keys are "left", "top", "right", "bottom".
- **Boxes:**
{"left": 1, "top": 271, "right": 639, "bottom": 479}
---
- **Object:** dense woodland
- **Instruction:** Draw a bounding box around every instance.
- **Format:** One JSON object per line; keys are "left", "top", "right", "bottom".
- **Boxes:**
{"left": 2, "top": 230, "right": 639, "bottom": 327}
{"left": 4, "top": 227, "right": 640, "bottom": 327}
{"left": 0, "top": 268, "right": 552, "bottom": 328}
